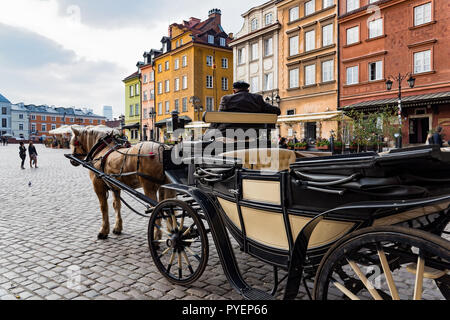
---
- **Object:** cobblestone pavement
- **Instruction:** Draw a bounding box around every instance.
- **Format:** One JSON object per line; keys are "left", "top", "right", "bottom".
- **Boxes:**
{"left": 0, "top": 144, "right": 448, "bottom": 300}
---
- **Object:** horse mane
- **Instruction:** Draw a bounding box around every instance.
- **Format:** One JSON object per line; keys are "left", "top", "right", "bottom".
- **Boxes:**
{"left": 76, "top": 126, "right": 121, "bottom": 151}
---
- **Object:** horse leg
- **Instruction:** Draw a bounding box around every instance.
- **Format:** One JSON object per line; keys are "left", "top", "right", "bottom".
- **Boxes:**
{"left": 112, "top": 191, "right": 123, "bottom": 235}
{"left": 94, "top": 181, "right": 110, "bottom": 240}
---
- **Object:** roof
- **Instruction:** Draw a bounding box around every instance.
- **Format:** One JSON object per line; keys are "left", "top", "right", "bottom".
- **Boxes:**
{"left": 342, "top": 91, "right": 450, "bottom": 111}
{"left": 22, "top": 104, "right": 105, "bottom": 118}
{"left": 122, "top": 71, "right": 140, "bottom": 82}
{"left": 0, "top": 93, "right": 10, "bottom": 104}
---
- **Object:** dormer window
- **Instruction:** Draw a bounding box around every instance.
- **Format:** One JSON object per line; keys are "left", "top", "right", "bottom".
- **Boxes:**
{"left": 208, "top": 35, "right": 214, "bottom": 44}
{"left": 251, "top": 18, "right": 258, "bottom": 31}
{"left": 162, "top": 42, "right": 168, "bottom": 53}
{"left": 220, "top": 37, "right": 226, "bottom": 47}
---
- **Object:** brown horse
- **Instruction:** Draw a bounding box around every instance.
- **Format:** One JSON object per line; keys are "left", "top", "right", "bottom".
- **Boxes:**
{"left": 70, "top": 126, "right": 173, "bottom": 240}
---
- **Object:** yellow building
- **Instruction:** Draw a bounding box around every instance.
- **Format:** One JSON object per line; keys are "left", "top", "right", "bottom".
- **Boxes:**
{"left": 154, "top": 9, "right": 234, "bottom": 142}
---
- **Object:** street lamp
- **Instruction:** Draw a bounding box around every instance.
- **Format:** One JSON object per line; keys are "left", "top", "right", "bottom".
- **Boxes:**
{"left": 149, "top": 108, "right": 157, "bottom": 141}
{"left": 265, "top": 91, "right": 281, "bottom": 106}
{"left": 386, "top": 73, "right": 416, "bottom": 148}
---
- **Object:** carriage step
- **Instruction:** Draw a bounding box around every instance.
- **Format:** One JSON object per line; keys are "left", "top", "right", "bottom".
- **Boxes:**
{"left": 241, "top": 288, "right": 275, "bottom": 300}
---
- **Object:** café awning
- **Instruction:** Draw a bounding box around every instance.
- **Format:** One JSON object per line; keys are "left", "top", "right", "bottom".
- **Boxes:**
{"left": 122, "top": 122, "right": 140, "bottom": 130}
{"left": 278, "top": 111, "right": 350, "bottom": 124}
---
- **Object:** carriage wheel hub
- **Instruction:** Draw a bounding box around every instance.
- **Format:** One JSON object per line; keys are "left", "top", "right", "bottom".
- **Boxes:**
{"left": 167, "top": 233, "right": 183, "bottom": 249}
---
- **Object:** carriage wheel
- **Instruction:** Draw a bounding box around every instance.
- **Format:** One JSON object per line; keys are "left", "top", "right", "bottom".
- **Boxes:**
{"left": 313, "top": 226, "right": 450, "bottom": 300}
{"left": 148, "top": 199, "right": 209, "bottom": 285}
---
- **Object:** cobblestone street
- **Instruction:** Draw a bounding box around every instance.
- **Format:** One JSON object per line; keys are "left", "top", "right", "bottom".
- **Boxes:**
{"left": 0, "top": 144, "right": 447, "bottom": 300}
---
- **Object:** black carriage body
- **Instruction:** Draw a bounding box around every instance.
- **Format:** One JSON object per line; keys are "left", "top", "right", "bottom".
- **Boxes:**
{"left": 192, "top": 145, "right": 450, "bottom": 276}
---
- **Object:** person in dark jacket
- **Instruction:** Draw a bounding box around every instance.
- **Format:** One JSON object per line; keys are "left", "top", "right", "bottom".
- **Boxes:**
{"left": 432, "top": 127, "right": 444, "bottom": 147}
{"left": 208, "top": 81, "right": 281, "bottom": 134}
{"left": 28, "top": 142, "right": 38, "bottom": 168}
{"left": 19, "top": 142, "right": 26, "bottom": 170}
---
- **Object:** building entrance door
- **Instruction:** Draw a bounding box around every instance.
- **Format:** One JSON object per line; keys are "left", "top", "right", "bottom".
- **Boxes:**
{"left": 305, "top": 122, "right": 317, "bottom": 143}
{"left": 409, "top": 117, "right": 429, "bottom": 144}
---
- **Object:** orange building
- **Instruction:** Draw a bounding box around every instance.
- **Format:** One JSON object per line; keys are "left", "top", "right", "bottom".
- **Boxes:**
{"left": 339, "top": 0, "right": 450, "bottom": 145}
{"left": 276, "top": 0, "right": 341, "bottom": 143}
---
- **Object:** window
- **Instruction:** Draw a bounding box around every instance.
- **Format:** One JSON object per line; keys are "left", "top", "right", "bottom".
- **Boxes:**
{"left": 150, "top": 89, "right": 155, "bottom": 100}
{"left": 182, "top": 97, "right": 188, "bottom": 112}
{"left": 144, "top": 91, "right": 148, "bottom": 101}
{"left": 222, "top": 58, "right": 228, "bottom": 69}
{"left": 158, "top": 64, "right": 162, "bottom": 73}
{"left": 165, "top": 101, "right": 170, "bottom": 114}
{"left": 180, "top": 39, "right": 183, "bottom": 46}
{"left": 165, "top": 61, "right": 169, "bottom": 71}
{"left": 174, "top": 59, "right": 180, "bottom": 70}
{"left": 165, "top": 80, "right": 170, "bottom": 92}
{"left": 69, "top": 118, "right": 73, "bottom": 122}
{"left": 264, "top": 38, "right": 273, "bottom": 56}
{"left": 176, "top": 40, "right": 179, "bottom": 48}
{"left": 265, "top": 13, "right": 273, "bottom": 26}
{"left": 305, "top": 0, "right": 315, "bottom": 16}
{"left": 19, "top": 123, "right": 24, "bottom": 131}
{"left": 305, "top": 64, "right": 316, "bottom": 86}
{"left": 220, "top": 38, "right": 226, "bottom": 47}
{"left": 251, "top": 18, "right": 258, "bottom": 31}
{"left": 182, "top": 76, "right": 188, "bottom": 89}
{"left": 130, "top": 85, "right": 134, "bottom": 97}
{"left": 322, "top": 24, "right": 333, "bottom": 47}
{"left": 347, "top": 0, "right": 359, "bottom": 12}
{"left": 251, "top": 43, "right": 259, "bottom": 61}
{"left": 323, "top": 0, "right": 334, "bottom": 9}
{"left": 289, "top": 68, "right": 299, "bottom": 88}
{"left": 174, "top": 99, "right": 179, "bottom": 112}
{"left": 289, "top": 36, "right": 299, "bottom": 56}
{"left": 322, "top": 60, "right": 334, "bottom": 82}
{"left": 369, "top": 18, "right": 383, "bottom": 38}
{"left": 2, "top": 118, "right": 6, "bottom": 128}
{"left": 206, "top": 97, "right": 214, "bottom": 111}
{"left": 346, "top": 26, "right": 359, "bottom": 45}
{"left": 135, "top": 104, "right": 139, "bottom": 116}
{"left": 42, "top": 124, "right": 46, "bottom": 132}
{"left": 251, "top": 76, "right": 259, "bottom": 93}
{"left": 414, "top": 3, "right": 432, "bottom": 26}
{"left": 182, "top": 56, "right": 187, "bottom": 67}
{"left": 289, "top": 7, "right": 299, "bottom": 22}
{"left": 51, "top": 116, "right": 56, "bottom": 121}
{"left": 414, "top": 50, "right": 431, "bottom": 74}
{"left": 135, "top": 84, "right": 139, "bottom": 96}
{"left": 143, "top": 108, "right": 147, "bottom": 119}
{"left": 208, "top": 35, "right": 214, "bottom": 44}
{"left": 42, "top": 116, "right": 46, "bottom": 121}
{"left": 19, "top": 114, "right": 24, "bottom": 119}
{"left": 158, "top": 102, "right": 162, "bottom": 115}
{"left": 222, "top": 77, "right": 229, "bottom": 91}
{"left": 149, "top": 71, "right": 154, "bottom": 82}
{"left": 238, "top": 48, "right": 245, "bottom": 64}
{"left": 369, "top": 61, "right": 383, "bottom": 81}
{"left": 31, "top": 124, "right": 36, "bottom": 132}
{"left": 264, "top": 73, "right": 273, "bottom": 91}
{"left": 346, "top": 66, "right": 359, "bottom": 85}
{"left": 1, "top": 107, "right": 6, "bottom": 115}
{"left": 305, "top": 30, "right": 316, "bottom": 51}
{"left": 143, "top": 74, "right": 148, "bottom": 83}
{"left": 206, "top": 55, "right": 213, "bottom": 67}
{"left": 206, "top": 75, "right": 214, "bottom": 88}
{"left": 175, "top": 78, "right": 180, "bottom": 91}
{"left": 31, "top": 115, "right": 36, "bottom": 120}
{"left": 157, "top": 82, "right": 163, "bottom": 95}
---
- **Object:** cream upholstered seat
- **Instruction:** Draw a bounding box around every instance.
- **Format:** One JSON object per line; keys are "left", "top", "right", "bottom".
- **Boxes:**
{"left": 219, "top": 148, "right": 297, "bottom": 172}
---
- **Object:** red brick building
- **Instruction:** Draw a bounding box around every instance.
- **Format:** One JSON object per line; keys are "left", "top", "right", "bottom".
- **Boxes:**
{"left": 339, "top": 0, "right": 450, "bottom": 145}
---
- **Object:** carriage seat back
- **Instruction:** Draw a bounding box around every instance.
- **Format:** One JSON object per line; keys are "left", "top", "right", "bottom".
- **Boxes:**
{"left": 219, "top": 148, "right": 296, "bottom": 172}
{"left": 203, "top": 112, "right": 278, "bottom": 126}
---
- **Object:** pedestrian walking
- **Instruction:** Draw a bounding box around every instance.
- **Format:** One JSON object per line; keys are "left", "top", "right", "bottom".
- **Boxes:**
{"left": 19, "top": 142, "right": 27, "bottom": 170}
{"left": 432, "top": 127, "right": 444, "bottom": 148}
{"left": 28, "top": 142, "right": 38, "bottom": 168}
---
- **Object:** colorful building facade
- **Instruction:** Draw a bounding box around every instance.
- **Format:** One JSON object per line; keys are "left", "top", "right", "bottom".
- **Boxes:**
{"left": 122, "top": 70, "right": 141, "bottom": 143}
{"left": 153, "top": 9, "right": 234, "bottom": 142}
{"left": 276, "top": 0, "right": 340, "bottom": 142}
{"left": 339, "top": 0, "right": 450, "bottom": 146}
{"left": 0, "top": 93, "right": 12, "bottom": 137}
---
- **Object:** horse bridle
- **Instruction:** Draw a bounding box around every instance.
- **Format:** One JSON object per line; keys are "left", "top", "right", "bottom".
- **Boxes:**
{"left": 72, "top": 138, "right": 89, "bottom": 159}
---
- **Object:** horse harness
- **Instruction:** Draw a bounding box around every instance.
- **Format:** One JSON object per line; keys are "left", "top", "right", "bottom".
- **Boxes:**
{"left": 86, "top": 134, "right": 167, "bottom": 186}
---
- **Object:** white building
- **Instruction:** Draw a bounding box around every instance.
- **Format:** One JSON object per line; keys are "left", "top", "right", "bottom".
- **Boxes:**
{"left": 230, "top": 0, "right": 281, "bottom": 105}
{"left": 11, "top": 103, "right": 30, "bottom": 140}
{"left": 103, "top": 106, "right": 113, "bottom": 121}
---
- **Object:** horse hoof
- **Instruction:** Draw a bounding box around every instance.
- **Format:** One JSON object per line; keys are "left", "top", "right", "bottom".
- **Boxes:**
{"left": 113, "top": 229, "right": 122, "bottom": 235}
{"left": 97, "top": 233, "right": 108, "bottom": 240}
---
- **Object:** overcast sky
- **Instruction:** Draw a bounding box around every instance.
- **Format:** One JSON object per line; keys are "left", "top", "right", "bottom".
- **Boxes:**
{"left": 0, "top": 0, "right": 263, "bottom": 118}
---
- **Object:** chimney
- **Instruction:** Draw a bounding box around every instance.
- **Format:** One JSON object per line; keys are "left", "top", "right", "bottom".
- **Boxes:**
{"left": 188, "top": 17, "right": 201, "bottom": 27}
{"left": 208, "top": 8, "right": 222, "bottom": 25}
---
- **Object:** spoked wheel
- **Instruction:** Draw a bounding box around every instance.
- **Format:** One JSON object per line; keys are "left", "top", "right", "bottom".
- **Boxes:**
{"left": 313, "top": 226, "right": 450, "bottom": 300}
{"left": 148, "top": 199, "right": 209, "bottom": 285}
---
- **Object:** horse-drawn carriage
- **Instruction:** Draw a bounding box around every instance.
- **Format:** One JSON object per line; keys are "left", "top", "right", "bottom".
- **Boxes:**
{"left": 66, "top": 112, "right": 450, "bottom": 300}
